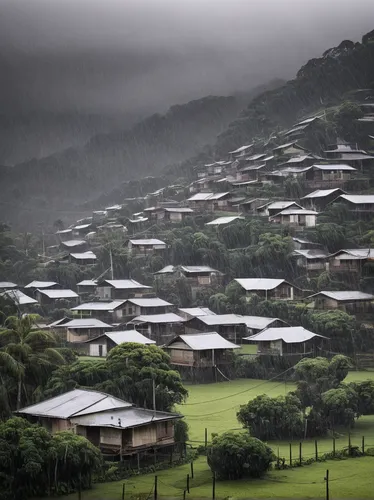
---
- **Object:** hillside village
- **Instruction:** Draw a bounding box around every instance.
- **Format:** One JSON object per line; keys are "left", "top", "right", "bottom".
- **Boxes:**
{"left": 2, "top": 29, "right": 374, "bottom": 499}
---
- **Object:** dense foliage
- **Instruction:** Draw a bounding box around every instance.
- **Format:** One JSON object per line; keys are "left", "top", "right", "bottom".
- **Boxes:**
{"left": 207, "top": 432, "right": 273, "bottom": 480}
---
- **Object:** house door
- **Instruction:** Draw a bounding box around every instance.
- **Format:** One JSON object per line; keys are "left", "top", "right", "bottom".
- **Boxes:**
{"left": 86, "top": 427, "right": 100, "bottom": 446}
{"left": 99, "top": 345, "right": 103, "bottom": 357}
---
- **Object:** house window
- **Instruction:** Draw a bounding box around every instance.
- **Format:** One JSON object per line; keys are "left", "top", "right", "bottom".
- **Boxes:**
{"left": 128, "top": 306, "right": 133, "bottom": 315}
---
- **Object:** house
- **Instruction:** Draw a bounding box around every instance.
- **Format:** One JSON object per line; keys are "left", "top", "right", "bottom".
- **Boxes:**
{"left": 292, "top": 237, "right": 324, "bottom": 250}
{"left": 328, "top": 249, "right": 374, "bottom": 273}
{"left": 122, "top": 297, "right": 173, "bottom": 318}
{"left": 35, "top": 289, "right": 79, "bottom": 306}
{"left": 235, "top": 278, "right": 302, "bottom": 301}
{"left": 17, "top": 389, "right": 181, "bottom": 458}
{"left": 72, "top": 224, "right": 92, "bottom": 238}
{"left": 206, "top": 216, "right": 244, "bottom": 226}
{"left": 303, "top": 164, "right": 356, "bottom": 188}
{"left": 96, "top": 279, "right": 151, "bottom": 300}
{"left": 187, "top": 192, "right": 231, "bottom": 212}
{"left": 178, "top": 307, "right": 216, "bottom": 321}
{"left": 306, "top": 291, "right": 374, "bottom": 313}
{"left": 55, "top": 228, "right": 73, "bottom": 241}
{"left": 24, "top": 281, "right": 60, "bottom": 291}
{"left": 228, "top": 144, "right": 254, "bottom": 159}
{"left": 127, "top": 313, "right": 186, "bottom": 344}
{"left": 84, "top": 330, "right": 155, "bottom": 357}
{"left": 143, "top": 206, "right": 166, "bottom": 221}
{"left": 0, "top": 281, "right": 17, "bottom": 290}
{"left": 245, "top": 326, "right": 327, "bottom": 357}
{"left": 272, "top": 142, "right": 308, "bottom": 158}
{"left": 282, "top": 155, "right": 318, "bottom": 169}
{"left": 239, "top": 198, "right": 270, "bottom": 215}
{"left": 324, "top": 144, "right": 374, "bottom": 170}
{"left": 71, "top": 300, "right": 128, "bottom": 323}
{"left": 269, "top": 208, "right": 318, "bottom": 228}
{"left": 283, "top": 116, "right": 322, "bottom": 141}
{"left": 127, "top": 239, "right": 167, "bottom": 256}
{"left": 77, "top": 279, "right": 97, "bottom": 296}
{"left": 0, "top": 289, "right": 38, "bottom": 307}
{"left": 256, "top": 201, "right": 302, "bottom": 217}
{"left": 330, "top": 194, "right": 374, "bottom": 216}
{"left": 60, "top": 240, "right": 88, "bottom": 253}
{"left": 50, "top": 318, "right": 113, "bottom": 343}
{"left": 292, "top": 249, "right": 330, "bottom": 273}
{"left": 97, "top": 224, "right": 127, "bottom": 236}
{"left": 165, "top": 332, "right": 239, "bottom": 368}
{"left": 67, "top": 251, "right": 97, "bottom": 265}
{"left": 163, "top": 207, "right": 194, "bottom": 222}
{"left": 301, "top": 189, "right": 346, "bottom": 211}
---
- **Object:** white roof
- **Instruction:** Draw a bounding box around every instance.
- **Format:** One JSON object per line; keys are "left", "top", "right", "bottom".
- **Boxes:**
{"left": 181, "top": 265, "right": 220, "bottom": 274}
{"left": 25, "top": 281, "right": 58, "bottom": 289}
{"left": 187, "top": 192, "right": 229, "bottom": 201}
{"left": 51, "top": 318, "right": 113, "bottom": 329}
{"left": 88, "top": 331, "right": 156, "bottom": 345}
{"left": 285, "top": 155, "right": 313, "bottom": 163}
{"left": 129, "top": 313, "right": 185, "bottom": 324}
{"left": 0, "top": 281, "right": 17, "bottom": 288}
{"left": 309, "top": 291, "right": 374, "bottom": 301}
{"left": 196, "top": 314, "right": 247, "bottom": 326}
{"left": 240, "top": 316, "right": 285, "bottom": 330}
{"left": 206, "top": 216, "right": 245, "bottom": 226}
{"left": 312, "top": 164, "right": 356, "bottom": 171}
{"left": 74, "top": 223, "right": 91, "bottom": 230}
{"left": 56, "top": 228, "right": 73, "bottom": 234}
{"left": 169, "top": 332, "right": 239, "bottom": 350}
{"left": 37, "top": 289, "right": 78, "bottom": 299}
{"left": 70, "top": 251, "right": 97, "bottom": 260}
{"left": 164, "top": 207, "right": 194, "bottom": 213}
{"left": 302, "top": 189, "right": 344, "bottom": 199}
{"left": 275, "top": 208, "right": 318, "bottom": 216}
{"left": 332, "top": 249, "right": 374, "bottom": 260}
{"left": 178, "top": 307, "right": 216, "bottom": 317}
{"left": 273, "top": 141, "right": 296, "bottom": 151}
{"left": 338, "top": 194, "right": 374, "bottom": 205}
{"left": 154, "top": 265, "right": 175, "bottom": 274}
{"left": 129, "top": 239, "right": 166, "bottom": 246}
{"left": 126, "top": 297, "right": 172, "bottom": 307}
{"left": 0, "top": 289, "right": 38, "bottom": 305}
{"left": 17, "top": 389, "right": 131, "bottom": 419}
{"left": 71, "top": 300, "right": 127, "bottom": 311}
{"left": 228, "top": 144, "right": 253, "bottom": 154}
{"left": 245, "top": 326, "right": 326, "bottom": 343}
{"left": 100, "top": 279, "right": 151, "bottom": 289}
{"left": 129, "top": 217, "right": 148, "bottom": 223}
{"left": 266, "top": 201, "right": 301, "bottom": 210}
{"left": 293, "top": 249, "right": 330, "bottom": 259}
{"left": 235, "top": 278, "right": 286, "bottom": 291}
{"left": 61, "top": 240, "right": 86, "bottom": 247}
{"left": 105, "top": 204, "right": 122, "bottom": 210}
{"left": 77, "top": 280, "right": 97, "bottom": 286}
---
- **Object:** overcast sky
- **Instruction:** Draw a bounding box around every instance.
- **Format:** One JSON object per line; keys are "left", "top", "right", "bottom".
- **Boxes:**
{"left": 1, "top": 0, "right": 374, "bottom": 115}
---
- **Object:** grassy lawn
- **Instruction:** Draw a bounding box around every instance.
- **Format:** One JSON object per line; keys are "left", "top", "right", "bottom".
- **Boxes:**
{"left": 238, "top": 344, "right": 258, "bottom": 355}
{"left": 66, "top": 456, "right": 374, "bottom": 499}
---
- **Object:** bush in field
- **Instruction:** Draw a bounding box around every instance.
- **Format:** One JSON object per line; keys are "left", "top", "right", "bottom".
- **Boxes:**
{"left": 207, "top": 432, "right": 273, "bottom": 480}
{"left": 349, "top": 380, "right": 374, "bottom": 415}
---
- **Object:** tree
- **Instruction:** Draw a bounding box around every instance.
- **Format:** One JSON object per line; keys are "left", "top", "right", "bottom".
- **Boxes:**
{"left": 321, "top": 386, "right": 358, "bottom": 429}
{"left": 207, "top": 432, "right": 273, "bottom": 480}
{"left": 237, "top": 393, "right": 304, "bottom": 441}
{"left": 0, "top": 315, "right": 65, "bottom": 410}
{"left": 349, "top": 380, "right": 374, "bottom": 415}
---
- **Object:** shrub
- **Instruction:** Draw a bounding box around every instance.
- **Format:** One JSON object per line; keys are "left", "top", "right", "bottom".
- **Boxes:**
{"left": 207, "top": 432, "right": 273, "bottom": 480}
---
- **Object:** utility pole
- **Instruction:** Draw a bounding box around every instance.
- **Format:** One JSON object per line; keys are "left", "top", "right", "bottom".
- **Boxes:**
{"left": 109, "top": 248, "right": 114, "bottom": 279}
{"left": 152, "top": 377, "right": 156, "bottom": 417}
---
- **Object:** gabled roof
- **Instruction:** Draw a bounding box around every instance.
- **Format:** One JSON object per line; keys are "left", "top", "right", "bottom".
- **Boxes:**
{"left": 312, "top": 163, "right": 356, "bottom": 171}
{"left": 0, "top": 281, "right": 17, "bottom": 289}
{"left": 331, "top": 249, "right": 374, "bottom": 260}
{"left": 235, "top": 278, "right": 288, "bottom": 291}
{"left": 70, "top": 251, "right": 97, "bottom": 260}
{"left": 240, "top": 316, "right": 287, "bottom": 330}
{"left": 0, "top": 289, "right": 38, "bottom": 305}
{"left": 71, "top": 300, "right": 127, "bottom": 311}
{"left": 273, "top": 208, "right": 318, "bottom": 216}
{"left": 37, "top": 289, "right": 79, "bottom": 299}
{"left": 265, "top": 201, "right": 302, "bottom": 210}
{"left": 154, "top": 265, "right": 175, "bottom": 274}
{"left": 17, "top": 389, "right": 132, "bottom": 419}
{"left": 180, "top": 265, "right": 221, "bottom": 274}
{"left": 307, "top": 291, "right": 374, "bottom": 302}
{"left": 336, "top": 194, "right": 374, "bottom": 205}
{"left": 50, "top": 318, "right": 113, "bottom": 329}
{"left": 293, "top": 249, "right": 330, "bottom": 259}
{"left": 302, "top": 188, "right": 345, "bottom": 199}
{"left": 194, "top": 314, "right": 247, "bottom": 326}
{"left": 77, "top": 280, "right": 97, "bottom": 286}
{"left": 56, "top": 228, "right": 73, "bottom": 234}
{"left": 128, "top": 313, "right": 185, "bottom": 324}
{"left": 167, "top": 332, "right": 240, "bottom": 351}
{"left": 74, "top": 223, "right": 91, "bottom": 230}
{"left": 228, "top": 144, "right": 253, "bottom": 154}
{"left": 178, "top": 307, "right": 216, "bottom": 317}
{"left": 99, "top": 279, "right": 151, "bottom": 289}
{"left": 245, "top": 326, "right": 327, "bottom": 343}
{"left": 187, "top": 192, "right": 229, "bottom": 201}
{"left": 206, "top": 216, "right": 245, "bottom": 225}
{"left": 126, "top": 297, "right": 172, "bottom": 307}
{"left": 25, "top": 281, "right": 58, "bottom": 289}
{"left": 129, "top": 239, "right": 166, "bottom": 246}
{"left": 86, "top": 330, "right": 156, "bottom": 345}
{"left": 60, "top": 240, "right": 86, "bottom": 247}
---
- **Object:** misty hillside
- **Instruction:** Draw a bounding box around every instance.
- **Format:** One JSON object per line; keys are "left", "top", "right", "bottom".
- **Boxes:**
{"left": 0, "top": 82, "right": 281, "bottom": 229}
{"left": 216, "top": 31, "right": 374, "bottom": 155}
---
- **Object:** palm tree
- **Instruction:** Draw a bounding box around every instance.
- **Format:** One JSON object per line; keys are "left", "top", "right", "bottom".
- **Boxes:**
{"left": 0, "top": 314, "right": 65, "bottom": 410}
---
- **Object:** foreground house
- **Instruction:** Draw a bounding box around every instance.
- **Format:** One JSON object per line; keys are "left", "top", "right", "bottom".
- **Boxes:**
{"left": 235, "top": 278, "right": 302, "bottom": 300}
{"left": 328, "top": 249, "right": 374, "bottom": 273}
{"left": 245, "top": 326, "right": 327, "bottom": 357}
{"left": 96, "top": 279, "right": 151, "bottom": 300}
{"left": 0, "top": 281, "right": 17, "bottom": 291}
{"left": 127, "top": 313, "right": 186, "bottom": 344}
{"left": 165, "top": 332, "right": 239, "bottom": 368}
{"left": 17, "top": 389, "right": 181, "bottom": 458}
{"left": 85, "top": 330, "right": 155, "bottom": 356}
{"left": 307, "top": 291, "right": 374, "bottom": 313}
{"left": 269, "top": 208, "right": 318, "bottom": 228}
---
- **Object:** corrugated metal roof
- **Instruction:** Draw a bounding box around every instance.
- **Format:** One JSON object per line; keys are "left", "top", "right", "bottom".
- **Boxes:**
{"left": 56, "top": 228, "right": 73, "bottom": 234}
{"left": 267, "top": 201, "right": 301, "bottom": 210}
{"left": 70, "top": 251, "right": 97, "bottom": 260}
{"left": 38, "top": 289, "right": 78, "bottom": 299}
{"left": 178, "top": 307, "right": 216, "bottom": 317}
{"left": 61, "top": 240, "right": 86, "bottom": 247}
{"left": 339, "top": 153, "right": 374, "bottom": 160}
{"left": 101, "top": 279, "right": 151, "bottom": 289}
{"left": 164, "top": 207, "right": 194, "bottom": 213}
{"left": 17, "top": 389, "right": 131, "bottom": 419}
{"left": 153, "top": 265, "right": 175, "bottom": 274}
{"left": 77, "top": 280, "right": 97, "bottom": 286}
{"left": 52, "top": 319, "right": 113, "bottom": 329}
{"left": 206, "top": 216, "right": 244, "bottom": 225}
{"left": 86, "top": 330, "right": 155, "bottom": 345}
{"left": 332, "top": 249, "right": 374, "bottom": 260}
{"left": 308, "top": 291, "right": 374, "bottom": 301}
{"left": 129, "top": 217, "right": 148, "bottom": 223}
{"left": 126, "top": 297, "right": 172, "bottom": 307}
{"left": 228, "top": 144, "right": 253, "bottom": 154}
{"left": 276, "top": 209, "right": 318, "bottom": 216}
{"left": 197, "top": 314, "right": 247, "bottom": 326}
{"left": 339, "top": 195, "right": 374, "bottom": 205}
{"left": 0, "top": 281, "right": 18, "bottom": 288}
{"left": 71, "top": 300, "right": 126, "bottom": 311}
{"left": 312, "top": 164, "right": 356, "bottom": 171}
{"left": 74, "top": 223, "right": 91, "bottom": 230}
{"left": 168, "top": 332, "right": 239, "bottom": 350}
{"left": 241, "top": 316, "right": 286, "bottom": 330}
{"left": 273, "top": 141, "right": 296, "bottom": 151}
{"left": 129, "top": 239, "right": 166, "bottom": 246}
{"left": 235, "top": 278, "right": 286, "bottom": 291}
{"left": 286, "top": 155, "right": 313, "bottom": 163}
{"left": 25, "top": 281, "right": 58, "bottom": 288}
{"left": 302, "top": 188, "right": 344, "bottom": 199}
{"left": 181, "top": 265, "right": 220, "bottom": 273}
{"left": 188, "top": 192, "right": 214, "bottom": 201}
{"left": 71, "top": 406, "right": 180, "bottom": 429}
{"left": 0, "top": 289, "right": 38, "bottom": 305}
{"left": 293, "top": 249, "right": 330, "bottom": 259}
{"left": 129, "top": 313, "right": 185, "bottom": 324}
{"left": 245, "top": 326, "right": 327, "bottom": 344}
{"left": 209, "top": 192, "right": 230, "bottom": 200}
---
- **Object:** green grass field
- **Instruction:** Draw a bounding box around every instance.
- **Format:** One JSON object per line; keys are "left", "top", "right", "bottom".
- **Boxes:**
{"left": 65, "top": 456, "right": 374, "bottom": 499}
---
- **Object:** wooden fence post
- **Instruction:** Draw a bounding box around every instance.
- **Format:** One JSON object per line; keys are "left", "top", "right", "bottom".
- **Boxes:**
{"left": 191, "top": 461, "right": 194, "bottom": 479}
{"left": 362, "top": 435, "right": 365, "bottom": 454}
{"left": 315, "top": 440, "right": 318, "bottom": 461}
{"left": 154, "top": 476, "right": 158, "bottom": 500}
{"left": 324, "top": 469, "right": 329, "bottom": 500}
{"left": 299, "top": 442, "right": 302, "bottom": 466}
{"left": 205, "top": 428, "right": 208, "bottom": 449}
{"left": 348, "top": 433, "right": 352, "bottom": 455}
{"left": 332, "top": 437, "right": 336, "bottom": 457}
{"left": 212, "top": 474, "right": 216, "bottom": 500}
{"left": 289, "top": 443, "right": 292, "bottom": 466}
{"left": 122, "top": 483, "right": 125, "bottom": 500}
{"left": 186, "top": 474, "right": 190, "bottom": 494}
